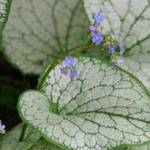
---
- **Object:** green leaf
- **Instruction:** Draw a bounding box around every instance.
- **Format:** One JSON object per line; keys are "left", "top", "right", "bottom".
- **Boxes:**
{"left": 2, "top": 0, "right": 89, "bottom": 74}
{"left": 0, "top": 124, "right": 63, "bottom": 150}
{"left": 1, "top": 123, "right": 41, "bottom": 150}
{"left": 1, "top": 123, "right": 63, "bottom": 150}
{"left": 83, "top": 0, "right": 150, "bottom": 52}
{"left": 127, "top": 144, "right": 150, "bottom": 150}
{"left": 18, "top": 55, "right": 150, "bottom": 150}
{"left": 27, "top": 139, "right": 63, "bottom": 150}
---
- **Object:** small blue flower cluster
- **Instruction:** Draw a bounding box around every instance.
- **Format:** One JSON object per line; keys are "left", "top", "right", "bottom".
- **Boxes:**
{"left": 109, "top": 33, "right": 125, "bottom": 65}
{"left": 0, "top": 120, "right": 5, "bottom": 135}
{"left": 90, "top": 11, "right": 104, "bottom": 45}
{"left": 60, "top": 56, "right": 77, "bottom": 78}
{"left": 90, "top": 11, "right": 125, "bottom": 65}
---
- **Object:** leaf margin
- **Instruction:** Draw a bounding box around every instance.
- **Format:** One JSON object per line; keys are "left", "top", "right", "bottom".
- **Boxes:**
{"left": 0, "top": 0, "right": 11, "bottom": 51}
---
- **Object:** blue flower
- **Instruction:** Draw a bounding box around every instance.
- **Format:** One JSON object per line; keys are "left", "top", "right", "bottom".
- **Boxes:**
{"left": 70, "top": 69, "right": 77, "bottom": 78}
{"left": 91, "top": 32, "right": 104, "bottom": 45}
{"left": 60, "top": 67, "right": 68, "bottom": 76}
{"left": 63, "top": 56, "right": 75, "bottom": 67}
{"left": 111, "top": 60, "right": 118, "bottom": 66}
{"left": 90, "top": 24, "right": 99, "bottom": 31}
{"left": 0, "top": 120, "right": 5, "bottom": 134}
{"left": 108, "top": 45, "right": 117, "bottom": 54}
{"left": 94, "top": 11, "right": 105, "bottom": 23}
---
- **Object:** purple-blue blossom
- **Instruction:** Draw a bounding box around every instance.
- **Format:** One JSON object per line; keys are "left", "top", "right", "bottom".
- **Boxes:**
{"left": 60, "top": 68, "right": 68, "bottom": 76}
{"left": 91, "top": 32, "right": 104, "bottom": 45}
{"left": 110, "top": 33, "right": 125, "bottom": 55}
{"left": 63, "top": 56, "right": 75, "bottom": 67}
{"left": 0, "top": 120, "right": 5, "bottom": 134}
{"left": 70, "top": 69, "right": 77, "bottom": 78}
{"left": 108, "top": 45, "right": 117, "bottom": 54}
{"left": 111, "top": 57, "right": 123, "bottom": 66}
{"left": 111, "top": 60, "right": 118, "bottom": 66}
{"left": 94, "top": 11, "right": 105, "bottom": 23}
{"left": 90, "top": 24, "right": 99, "bottom": 31}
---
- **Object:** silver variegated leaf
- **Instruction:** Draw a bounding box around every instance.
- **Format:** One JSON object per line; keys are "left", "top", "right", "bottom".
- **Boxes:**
{"left": 18, "top": 55, "right": 150, "bottom": 150}
{"left": 0, "top": 0, "right": 11, "bottom": 49}
{"left": 119, "top": 47, "right": 150, "bottom": 90}
{"left": 84, "top": 0, "right": 150, "bottom": 91}
{"left": 84, "top": 0, "right": 150, "bottom": 52}
{"left": 3, "top": 0, "right": 88, "bottom": 74}
{"left": 0, "top": 0, "right": 10, "bottom": 32}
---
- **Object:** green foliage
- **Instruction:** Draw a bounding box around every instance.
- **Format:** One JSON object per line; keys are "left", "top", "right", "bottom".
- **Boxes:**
{"left": 1, "top": 124, "right": 41, "bottom": 150}
{"left": 27, "top": 139, "right": 64, "bottom": 150}
{"left": 127, "top": 144, "right": 150, "bottom": 150}
{"left": 0, "top": 123, "right": 64, "bottom": 150}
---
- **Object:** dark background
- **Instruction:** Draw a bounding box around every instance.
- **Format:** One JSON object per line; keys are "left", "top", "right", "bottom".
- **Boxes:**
{"left": 0, "top": 53, "right": 38, "bottom": 131}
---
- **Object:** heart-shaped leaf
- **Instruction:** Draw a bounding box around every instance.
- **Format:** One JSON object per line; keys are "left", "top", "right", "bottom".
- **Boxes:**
{"left": 83, "top": 0, "right": 150, "bottom": 52}
{"left": 2, "top": 0, "right": 89, "bottom": 74}
{"left": 18, "top": 55, "right": 150, "bottom": 150}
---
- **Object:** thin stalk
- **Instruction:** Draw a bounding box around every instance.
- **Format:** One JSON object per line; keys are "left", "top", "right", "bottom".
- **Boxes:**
{"left": 19, "top": 124, "right": 27, "bottom": 142}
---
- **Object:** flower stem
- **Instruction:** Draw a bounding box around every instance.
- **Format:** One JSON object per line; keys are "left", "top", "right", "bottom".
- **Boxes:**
{"left": 19, "top": 124, "right": 27, "bottom": 142}
{"left": 22, "top": 137, "right": 43, "bottom": 150}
